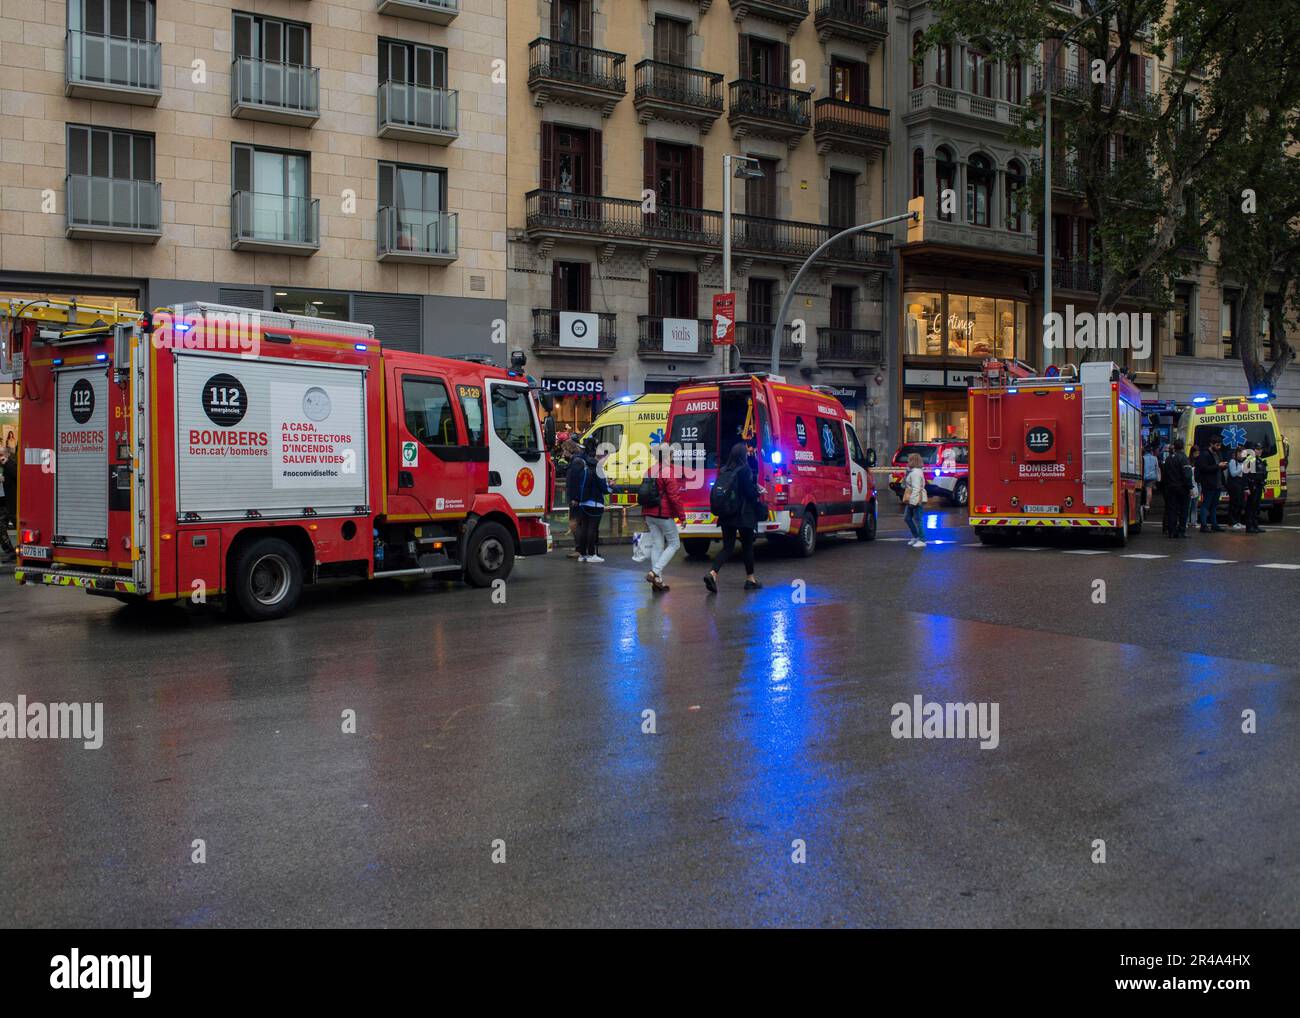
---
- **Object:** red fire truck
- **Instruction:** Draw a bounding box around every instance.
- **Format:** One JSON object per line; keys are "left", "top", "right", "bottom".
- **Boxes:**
{"left": 5, "top": 300, "right": 552, "bottom": 620}
{"left": 666, "top": 372, "right": 878, "bottom": 558}
{"left": 968, "top": 359, "right": 1144, "bottom": 545}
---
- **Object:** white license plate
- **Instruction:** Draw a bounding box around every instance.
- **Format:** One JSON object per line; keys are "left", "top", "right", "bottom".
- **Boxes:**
{"left": 686, "top": 511, "right": 715, "bottom": 524}
{"left": 19, "top": 545, "right": 51, "bottom": 560}
{"left": 1022, "top": 505, "right": 1060, "bottom": 514}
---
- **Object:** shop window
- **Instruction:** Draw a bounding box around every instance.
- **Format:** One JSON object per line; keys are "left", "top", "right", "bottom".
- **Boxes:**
{"left": 904, "top": 291, "right": 943, "bottom": 356}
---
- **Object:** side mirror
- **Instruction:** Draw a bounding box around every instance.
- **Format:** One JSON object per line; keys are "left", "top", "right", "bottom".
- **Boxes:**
{"left": 544, "top": 415, "right": 557, "bottom": 450}
{"left": 538, "top": 391, "right": 556, "bottom": 413}
{"left": 866, "top": 448, "right": 877, "bottom": 468}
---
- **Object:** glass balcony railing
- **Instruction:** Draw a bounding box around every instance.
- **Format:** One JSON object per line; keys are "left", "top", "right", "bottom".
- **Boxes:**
{"left": 65, "top": 30, "right": 161, "bottom": 95}
{"left": 377, "top": 82, "right": 458, "bottom": 137}
{"left": 375, "top": 0, "right": 459, "bottom": 24}
{"left": 231, "top": 56, "right": 319, "bottom": 119}
{"left": 65, "top": 174, "right": 161, "bottom": 236}
{"left": 230, "top": 191, "right": 320, "bottom": 251}
{"left": 377, "top": 207, "right": 457, "bottom": 261}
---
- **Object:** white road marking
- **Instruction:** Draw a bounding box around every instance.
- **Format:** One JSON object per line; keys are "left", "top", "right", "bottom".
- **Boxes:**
{"left": 1062, "top": 549, "right": 1110, "bottom": 555}
{"left": 1011, "top": 546, "right": 1047, "bottom": 551}
{"left": 1256, "top": 563, "right": 1300, "bottom": 570}
{"left": 1185, "top": 558, "right": 1236, "bottom": 565}
{"left": 1121, "top": 553, "right": 1168, "bottom": 559}
{"left": 878, "top": 537, "right": 911, "bottom": 542}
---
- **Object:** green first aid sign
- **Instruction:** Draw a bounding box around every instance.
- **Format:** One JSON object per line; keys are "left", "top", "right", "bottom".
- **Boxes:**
{"left": 401, "top": 441, "right": 418, "bottom": 466}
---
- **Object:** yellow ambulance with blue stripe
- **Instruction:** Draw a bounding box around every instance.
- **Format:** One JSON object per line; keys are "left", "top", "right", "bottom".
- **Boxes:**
{"left": 579, "top": 394, "right": 672, "bottom": 505}
{"left": 1179, "top": 395, "right": 1289, "bottom": 523}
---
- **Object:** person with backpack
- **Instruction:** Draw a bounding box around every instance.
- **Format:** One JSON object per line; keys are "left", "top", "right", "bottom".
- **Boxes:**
{"left": 703, "top": 441, "right": 764, "bottom": 593}
{"left": 566, "top": 437, "right": 609, "bottom": 563}
{"left": 638, "top": 443, "right": 685, "bottom": 592}
{"left": 902, "top": 452, "right": 927, "bottom": 547}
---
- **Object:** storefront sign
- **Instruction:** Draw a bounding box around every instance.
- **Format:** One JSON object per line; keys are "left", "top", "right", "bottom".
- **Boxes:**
{"left": 662, "top": 317, "right": 699, "bottom": 355}
{"left": 821, "top": 385, "right": 862, "bottom": 410}
{"left": 904, "top": 369, "right": 946, "bottom": 388}
{"left": 541, "top": 378, "right": 605, "bottom": 397}
{"left": 945, "top": 370, "right": 977, "bottom": 388}
{"left": 558, "top": 311, "right": 600, "bottom": 350}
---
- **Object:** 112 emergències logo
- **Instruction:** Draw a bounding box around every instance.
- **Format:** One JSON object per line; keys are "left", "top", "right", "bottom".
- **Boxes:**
{"left": 50, "top": 949, "right": 151, "bottom": 998}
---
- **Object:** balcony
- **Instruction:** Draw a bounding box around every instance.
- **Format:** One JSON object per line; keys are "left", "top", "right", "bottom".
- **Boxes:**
{"left": 633, "top": 61, "right": 724, "bottom": 132}
{"left": 64, "top": 30, "right": 161, "bottom": 105}
{"left": 522, "top": 190, "right": 893, "bottom": 269}
{"left": 375, "top": 0, "right": 458, "bottom": 25}
{"left": 230, "top": 57, "right": 319, "bottom": 126}
{"left": 1030, "top": 158, "right": 1084, "bottom": 195}
{"left": 377, "top": 207, "right": 457, "bottom": 264}
{"left": 817, "top": 327, "right": 883, "bottom": 367}
{"left": 1030, "top": 66, "right": 1157, "bottom": 116}
{"left": 728, "top": 79, "right": 812, "bottom": 147}
{"left": 1052, "top": 262, "right": 1158, "bottom": 301}
{"left": 906, "top": 84, "right": 1025, "bottom": 129}
{"left": 65, "top": 175, "right": 161, "bottom": 242}
{"left": 377, "top": 82, "right": 458, "bottom": 144}
{"left": 528, "top": 38, "right": 626, "bottom": 117}
{"left": 230, "top": 192, "right": 320, "bottom": 255}
{"left": 531, "top": 309, "right": 618, "bottom": 357}
{"left": 814, "top": 97, "right": 890, "bottom": 157}
{"left": 729, "top": 0, "right": 808, "bottom": 34}
{"left": 637, "top": 317, "right": 717, "bottom": 360}
{"left": 814, "top": 0, "right": 888, "bottom": 51}
{"left": 735, "top": 322, "right": 802, "bottom": 365}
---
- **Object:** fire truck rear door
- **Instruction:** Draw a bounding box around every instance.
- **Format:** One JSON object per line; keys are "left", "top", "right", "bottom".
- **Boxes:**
{"left": 54, "top": 366, "right": 110, "bottom": 549}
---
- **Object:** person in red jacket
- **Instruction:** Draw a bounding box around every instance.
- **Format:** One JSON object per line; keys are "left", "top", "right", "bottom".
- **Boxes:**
{"left": 641, "top": 443, "right": 685, "bottom": 592}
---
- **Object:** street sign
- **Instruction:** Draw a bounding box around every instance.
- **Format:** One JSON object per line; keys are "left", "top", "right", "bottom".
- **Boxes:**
{"left": 712, "top": 292, "right": 735, "bottom": 346}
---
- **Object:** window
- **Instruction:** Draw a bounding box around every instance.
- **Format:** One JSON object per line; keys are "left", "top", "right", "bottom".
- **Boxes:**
{"left": 741, "top": 35, "right": 786, "bottom": 88}
{"left": 670, "top": 410, "right": 717, "bottom": 469}
{"left": 1005, "top": 56, "right": 1022, "bottom": 104}
{"left": 403, "top": 377, "right": 458, "bottom": 449}
{"left": 68, "top": 125, "right": 153, "bottom": 181}
{"left": 966, "top": 154, "right": 993, "bottom": 226}
{"left": 490, "top": 384, "right": 539, "bottom": 454}
{"left": 652, "top": 15, "right": 688, "bottom": 65}
{"left": 912, "top": 148, "right": 924, "bottom": 199}
{"left": 831, "top": 58, "right": 868, "bottom": 104}
{"left": 552, "top": 261, "right": 590, "bottom": 311}
{"left": 378, "top": 38, "right": 450, "bottom": 130}
{"left": 650, "top": 270, "right": 697, "bottom": 319}
{"left": 1005, "top": 159, "right": 1025, "bottom": 232}
{"left": 1221, "top": 293, "right": 1238, "bottom": 358}
{"left": 378, "top": 162, "right": 447, "bottom": 251}
{"left": 232, "top": 144, "right": 309, "bottom": 239}
{"left": 746, "top": 157, "right": 779, "bottom": 218}
{"left": 966, "top": 48, "right": 992, "bottom": 97}
{"left": 911, "top": 31, "right": 924, "bottom": 89}
{"left": 936, "top": 147, "right": 955, "bottom": 221}
{"left": 831, "top": 286, "right": 855, "bottom": 330}
{"left": 1173, "top": 290, "right": 1193, "bottom": 356}
{"left": 234, "top": 12, "right": 308, "bottom": 63}
{"left": 845, "top": 425, "right": 869, "bottom": 468}
{"left": 541, "top": 124, "right": 601, "bottom": 197}
{"left": 456, "top": 384, "right": 485, "bottom": 445}
{"left": 379, "top": 38, "right": 446, "bottom": 89}
{"left": 589, "top": 423, "right": 623, "bottom": 453}
{"left": 904, "top": 291, "right": 943, "bottom": 356}
{"left": 937, "top": 41, "right": 952, "bottom": 88}
{"left": 818, "top": 417, "right": 845, "bottom": 466}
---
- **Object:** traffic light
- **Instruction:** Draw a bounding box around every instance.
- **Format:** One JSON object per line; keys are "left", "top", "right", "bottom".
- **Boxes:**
{"left": 907, "top": 196, "right": 924, "bottom": 243}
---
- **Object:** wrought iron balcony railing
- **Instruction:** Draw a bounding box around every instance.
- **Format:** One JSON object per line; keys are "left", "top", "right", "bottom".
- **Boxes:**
{"left": 813, "top": 97, "right": 890, "bottom": 148}
{"left": 735, "top": 322, "right": 802, "bottom": 363}
{"left": 531, "top": 309, "right": 618, "bottom": 354}
{"left": 816, "top": 327, "right": 884, "bottom": 364}
{"left": 729, "top": 79, "right": 812, "bottom": 128}
{"left": 528, "top": 38, "right": 626, "bottom": 94}
{"left": 637, "top": 316, "right": 717, "bottom": 358}
{"left": 813, "top": 0, "right": 889, "bottom": 45}
{"left": 633, "top": 61, "right": 724, "bottom": 115}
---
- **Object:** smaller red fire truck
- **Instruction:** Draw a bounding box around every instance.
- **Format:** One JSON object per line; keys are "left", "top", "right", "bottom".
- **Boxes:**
{"left": 5, "top": 300, "right": 553, "bottom": 620}
{"left": 666, "top": 372, "right": 878, "bottom": 558}
{"left": 968, "top": 359, "right": 1144, "bottom": 545}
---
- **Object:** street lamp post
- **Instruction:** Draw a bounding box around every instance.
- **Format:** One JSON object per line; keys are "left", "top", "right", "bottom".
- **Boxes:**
{"left": 723, "top": 154, "right": 763, "bottom": 374}
{"left": 771, "top": 211, "right": 918, "bottom": 376}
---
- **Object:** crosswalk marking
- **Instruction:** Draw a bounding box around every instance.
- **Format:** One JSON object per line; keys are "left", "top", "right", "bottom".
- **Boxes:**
{"left": 1185, "top": 558, "right": 1236, "bottom": 564}
{"left": 1062, "top": 549, "right": 1110, "bottom": 555}
{"left": 1122, "top": 553, "right": 1167, "bottom": 559}
{"left": 1256, "top": 563, "right": 1300, "bottom": 570}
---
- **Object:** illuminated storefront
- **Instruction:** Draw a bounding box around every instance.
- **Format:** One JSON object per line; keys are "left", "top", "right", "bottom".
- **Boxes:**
{"left": 540, "top": 376, "right": 606, "bottom": 437}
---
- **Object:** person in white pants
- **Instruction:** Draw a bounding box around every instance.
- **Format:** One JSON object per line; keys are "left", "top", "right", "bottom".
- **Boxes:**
{"left": 639, "top": 444, "right": 685, "bottom": 592}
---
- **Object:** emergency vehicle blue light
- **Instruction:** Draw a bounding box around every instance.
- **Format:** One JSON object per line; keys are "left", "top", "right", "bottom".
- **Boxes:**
{"left": 1192, "top": 395, "right": 1210, "bottom": 404}
{"left": 95, "top": 353, "right": 107, "bottom": 361}
{"left": 1006, "top": 387, "right": 1018, "bottom": 394}
{"left": 1252, "top": 391, "right": 1270, "bottom": 400}
{"left": 174, "top": 322, "right": 192, "bottom": 332}
{"left": 52, "top": 358, "right": 63, "bottom": 366}
{"left": 354, "top": 343, "right": 367, "bottom": 351}
{"left": 1063, "top": 385, "right": 1075, "bottom": 392}
{"left": 771, "top": 450, "right": 782, "bottom": 465}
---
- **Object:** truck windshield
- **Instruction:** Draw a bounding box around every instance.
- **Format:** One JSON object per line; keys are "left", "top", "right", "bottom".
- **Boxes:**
{"left": 670, "top": 411, "right": 717, "bottom": 469}
{"left": 1193, "top": 422, "right": 1278, "bottom": 458}
{"left": 490, "top": 384, "right": 537, "bottom": 454}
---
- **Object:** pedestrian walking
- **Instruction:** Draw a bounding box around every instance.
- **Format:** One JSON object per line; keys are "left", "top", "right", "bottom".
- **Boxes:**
{"left": 1195, "top": 439, "right": 1226, "bottom": 532}
{"left": 1162, "top": 439, "right": 1192, "bottom": 538}
{"left": 639, "top": 443, "right": 684, "bottom": 592}
{"left": 1142, "top": 445, "right": 1159, "bottom": 511}
{"left": 1245, "top": 442, "right": 1268, "bottom": 533}
{"left": 566, "top": 437, "right": 609, "bottom": 562}
{"left": 901, "top": 452, "right": 927, "bottom": 547}
{"left": 703, "top": 441, "right": 765, "bottom": 593}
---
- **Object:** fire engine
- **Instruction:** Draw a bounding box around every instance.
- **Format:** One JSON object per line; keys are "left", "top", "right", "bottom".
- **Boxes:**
{"left": 666, "top": 372, "right": 878, "bottom": 558}
{"left": 4, "top": 299, "right": 553, "bottom": 620}
{"left": 968, "top": 359, "right": 1144, "bottom": 545}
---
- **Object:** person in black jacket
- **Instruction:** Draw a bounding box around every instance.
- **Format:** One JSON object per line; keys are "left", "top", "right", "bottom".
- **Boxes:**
{"left": 704, "top": 441, "right": 764, "bottom": 592}
{"left": 1162, "top": 439, "right": 1192, "bottom": 538}
{"left": 0, "top": 444, "right": 14, "bottom": 560}
{"left": 566, "top": 437, "right": 609, "bottom": 562}
{"left": 1194, "top": 438, "right": 1226, "bottom": 532}
{"left": 1245, "top": 442, "right": 1269, "bottom": 533}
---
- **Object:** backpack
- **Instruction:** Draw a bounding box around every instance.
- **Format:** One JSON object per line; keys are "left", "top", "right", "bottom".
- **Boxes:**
{"left": 710, "top": 467, "right": 742, "bottom": 519}
{"left": 636, "top": 473, "right": 661, "bottom": 509}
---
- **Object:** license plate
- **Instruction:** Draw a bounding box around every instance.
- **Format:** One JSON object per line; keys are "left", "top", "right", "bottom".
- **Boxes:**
{"left": 19, "top": 545, "right": 51, "bottom": 560}
{"left": 1022, "top": 505, "right": 1060, "bottom": 514}
{"left": 686, "top": 511, "right": 715, "bottom": 524}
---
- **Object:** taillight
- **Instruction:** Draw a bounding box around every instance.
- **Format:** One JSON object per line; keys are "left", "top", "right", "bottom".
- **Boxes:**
{"left": 1092, "top": 505, "right": 1111, "bottom": 515}
{"left": 20, "top": 528, "right": 39, "bottom": 544}
{"left": 773, "top": 475, "right": 790, "bottom": 504}
{"left": 974, "top": 504, "right": 996, "bottom": 513}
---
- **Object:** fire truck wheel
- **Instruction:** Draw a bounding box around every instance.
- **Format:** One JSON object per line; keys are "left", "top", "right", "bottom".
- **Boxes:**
{"left": 1112, "top": 506, "right": 1130, "bottom": 548}
{"left": 951, "top": 480, "right": 969, "bottom": 507}
{"left": 795, "top": 511, "right": 817, "bottom": 557}
{"left": 682, "top": 538, "right": 712, "bottom": 560}
{"left": 464, "top": 521, "right": 514, "bottom": 587}
{"left": 856, "top": 499, "right": 878, "bottom": 541}
{"left": 230, "top": 537, "right": 303, "bottom": 621}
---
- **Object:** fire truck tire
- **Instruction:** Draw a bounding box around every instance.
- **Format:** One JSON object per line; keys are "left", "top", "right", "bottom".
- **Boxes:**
{"left": 795, "top": 511, "right": 817, "bottom": 557}
{"left": 1268, "top": 504, "right": 1284, "bottom": 523}
{"left": 463, "top": 521, "right": 514, "bottom": 587}
{"left": 1112, "top": 507, "right": 1130, "bottom": 548}
{"left": 951, "top": 480, "right": 969, "bottom": 507}
{"left": 1129, "top": 497, "right": 1143, "bottom": 536}
{"left": 682, "top": 538, "right": 712, "bottom": 560}
{"left": 230, "top": 537, "right": 303, "bottom": 621}
{"left": 857, "top": 499, "right": 878, "bottom": 540}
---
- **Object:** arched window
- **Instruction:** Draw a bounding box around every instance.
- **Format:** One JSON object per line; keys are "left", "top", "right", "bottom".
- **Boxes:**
{"left": 1005, "top": 159, "right": 1025, "bottom": 232}
{"left": 912, "top": 148, "right": 925, "bottom": 199}
{"left": 1006, "top": 56, "right": 1022, "bottom": 104}
{"left": 912, "top": 32, "right": 924, "bottom": 90}
{"left": 966, "top": 154, "right": 993, "bottom": 226}
{"left": 936, "top": 146, "right": 956, "bottom": 221}
{"left": 937, "top": 42, "right": 952, "bottom": 88}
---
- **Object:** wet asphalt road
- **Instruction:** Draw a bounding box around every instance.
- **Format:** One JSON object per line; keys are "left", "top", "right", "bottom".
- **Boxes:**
{"left": 1, "top": 505, "right": 1298, "bottom": 928}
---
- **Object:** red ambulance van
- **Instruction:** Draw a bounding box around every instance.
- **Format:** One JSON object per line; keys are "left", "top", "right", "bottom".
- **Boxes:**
{"left": 666, "top": 373, "right": 878, "bottom": 558}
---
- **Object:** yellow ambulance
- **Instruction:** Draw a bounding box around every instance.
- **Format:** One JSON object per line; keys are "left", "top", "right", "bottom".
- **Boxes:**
{"left": 579, "top": 394, "right": 673, "bottom": 505}
{"left": 1179, "top": 396, "right": 1289, "bottom": 523}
